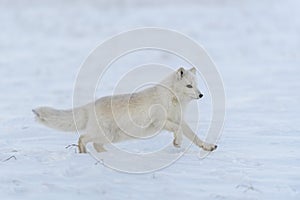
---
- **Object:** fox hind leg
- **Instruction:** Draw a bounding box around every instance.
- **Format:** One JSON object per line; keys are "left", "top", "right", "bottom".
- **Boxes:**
{"left": 78, "top": 135, "right": 87, "bottom": 153}
{"left": 93, "top": 143, "right": 106, "bottom": 153}
{"left": 78, "top": 134, "right": 95, "bottom": 153}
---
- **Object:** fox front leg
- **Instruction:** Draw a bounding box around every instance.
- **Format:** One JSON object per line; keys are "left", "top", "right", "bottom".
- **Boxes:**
{"left": 173, "top": 129, "right": 183, "bottom": 148}
{"left": 164, "top": 120, "right": 183, "bottom": 148}
{"left": 165, "top": 120, "right": 217, "bottom": 151}
{"left": 181, "top": 121, "right": 217, "bottom": 151}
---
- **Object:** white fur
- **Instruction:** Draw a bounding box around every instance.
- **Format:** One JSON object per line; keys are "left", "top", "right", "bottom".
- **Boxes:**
{"left": 33, "top": 67, "right": 217, "bottom": 153}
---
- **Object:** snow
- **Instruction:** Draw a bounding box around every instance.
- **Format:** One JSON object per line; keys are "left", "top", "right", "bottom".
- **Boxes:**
{"left": 0, "top": 0, "right": 300, "bottom": 199}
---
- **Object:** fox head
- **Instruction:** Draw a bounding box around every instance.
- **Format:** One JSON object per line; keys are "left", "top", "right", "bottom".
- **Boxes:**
{"left": 172, "top": 67, "right": 203, "bottom": 101}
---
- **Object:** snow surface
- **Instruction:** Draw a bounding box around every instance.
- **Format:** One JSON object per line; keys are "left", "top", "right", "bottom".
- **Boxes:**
{"left": 0, "top": 0, "right": 300, "bottom": 199}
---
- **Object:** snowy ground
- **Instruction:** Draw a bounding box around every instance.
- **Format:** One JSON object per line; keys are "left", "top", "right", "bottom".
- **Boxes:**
{"left": 0, "top": 0, "right": 300, "bottom": 199}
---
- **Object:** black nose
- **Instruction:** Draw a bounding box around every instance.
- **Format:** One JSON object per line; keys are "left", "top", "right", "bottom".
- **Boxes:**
{"left": 199, "top": 94, "right": 203, "bottom": 98}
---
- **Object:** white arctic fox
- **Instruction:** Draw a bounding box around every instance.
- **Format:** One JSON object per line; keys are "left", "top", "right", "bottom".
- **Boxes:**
{"left": 33, "top": 67, "right": 217, "bottom": 153}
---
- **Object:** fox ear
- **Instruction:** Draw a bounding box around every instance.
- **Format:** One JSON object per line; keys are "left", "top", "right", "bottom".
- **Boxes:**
{"left": 177, "top": 67, "right": 185, "bottom": 79}
{"left": 189, "top": 67, "right": 196, "bottom": 74}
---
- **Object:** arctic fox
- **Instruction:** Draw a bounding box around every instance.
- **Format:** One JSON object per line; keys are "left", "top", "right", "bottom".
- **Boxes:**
{"left": 33, "top": 67, "right": 217, "bottom": 153}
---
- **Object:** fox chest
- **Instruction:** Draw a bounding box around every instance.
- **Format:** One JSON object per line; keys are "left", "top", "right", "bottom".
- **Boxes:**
{"left": 167, "top": 97, "right": 183, "bottom": 123}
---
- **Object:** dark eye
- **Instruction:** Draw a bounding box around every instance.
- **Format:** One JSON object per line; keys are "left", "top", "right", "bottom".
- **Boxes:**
{"left": 186, "top": 84, "right": 193, "bottom": 88}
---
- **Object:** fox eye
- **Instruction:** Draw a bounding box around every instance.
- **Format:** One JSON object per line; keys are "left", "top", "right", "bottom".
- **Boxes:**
{"left": 186, "top": 84, "right": 193, "bottom": 88}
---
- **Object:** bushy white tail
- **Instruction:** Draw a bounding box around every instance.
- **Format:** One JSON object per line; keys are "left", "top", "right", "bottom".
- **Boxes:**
{"left": 32, "top": 106, "right": 88, "bottom": 132}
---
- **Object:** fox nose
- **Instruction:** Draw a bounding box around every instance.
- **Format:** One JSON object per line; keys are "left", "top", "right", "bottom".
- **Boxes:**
{"left": 199, "top": 94, "right": 203, "bottom": 98}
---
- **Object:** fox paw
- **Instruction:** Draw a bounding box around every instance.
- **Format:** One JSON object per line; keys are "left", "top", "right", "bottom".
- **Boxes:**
{"left": 201, "top": 143, "right": 217, "bottom": 151}
{"left": 173, "top": 139, "right": 181, "bottom": 148}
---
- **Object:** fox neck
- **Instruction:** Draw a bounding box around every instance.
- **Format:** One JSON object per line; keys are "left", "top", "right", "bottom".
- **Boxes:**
{"left": 159, "top": 75, "right": 191, "bottom": 110}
